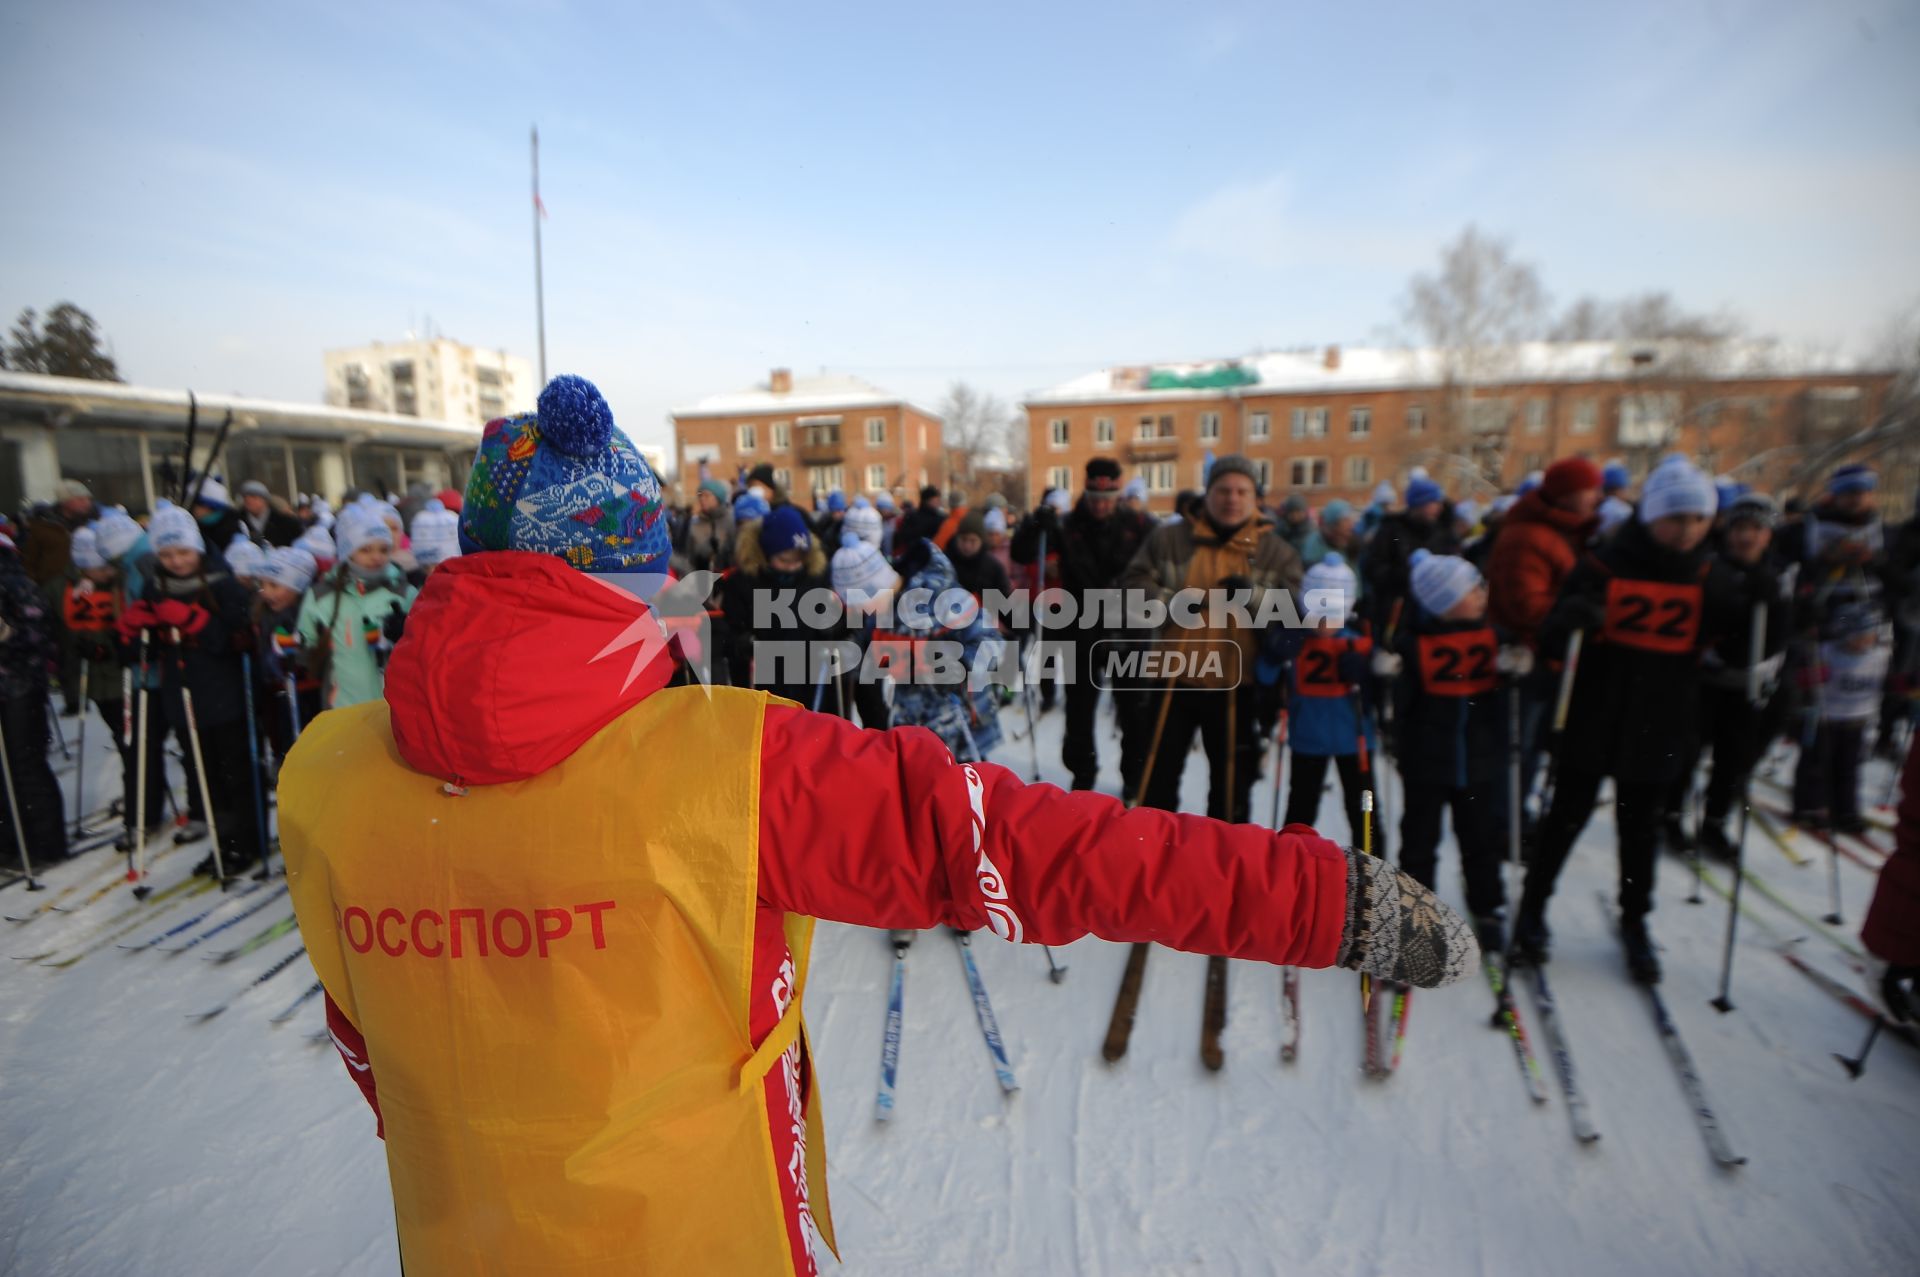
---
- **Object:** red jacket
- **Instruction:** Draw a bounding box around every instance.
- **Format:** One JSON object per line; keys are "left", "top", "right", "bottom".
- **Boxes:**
{"left": 325, "top": 552, "right": 1350, "bottom": 1273}
{"left": 1862, "top": 739, "right": 1919, "bottom": 966}
{"left": 1486, "top": 492, "right": 1598, "bottom": 647}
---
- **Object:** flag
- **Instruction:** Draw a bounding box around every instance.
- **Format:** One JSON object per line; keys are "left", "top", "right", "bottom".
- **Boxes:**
{"left": 534, "top": 192, "right": 548, "bottom": 219}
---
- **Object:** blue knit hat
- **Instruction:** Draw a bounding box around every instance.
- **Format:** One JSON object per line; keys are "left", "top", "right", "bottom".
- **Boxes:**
{"left": 1829, "top": 464, "right": 1877, "bottom": 496}
{"left": 732, "top": 491, "right": 771, "bottom": 524}
{"left": 1639, "top": 456, "right": 1717, "bottom": 523}
{"left": 458, "top": 374, "right": 671, "bottom": 575}
{"left": 759, "top": 504, "right": 812, "bottom": 557}
{"left": 70, "top": 525, "right": 106, "bottom": 570}
{"left": 1405, "top": 477, "right": 1444, "bottom": 508}
{"left": 826, "top": 490, "right": 847, "bottom": 514}
{"left": 1602, "top": 460, "right": 1630, "bottom": 493}
{"left": 224, "top": 533, "right": 266, "bottom": 579}
{"left": 1409, "top": 548, "right": 1482, "bottom": 617}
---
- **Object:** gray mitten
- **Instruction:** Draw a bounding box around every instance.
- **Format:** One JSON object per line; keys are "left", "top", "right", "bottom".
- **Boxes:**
{"left": 1336, "top": 848, "right": 1479, "bottom": 988}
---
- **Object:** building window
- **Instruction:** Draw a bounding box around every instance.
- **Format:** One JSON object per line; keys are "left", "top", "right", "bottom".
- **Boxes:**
{"left": 774, "top": 468, "right": 792, "bottom": 492}
{"left": 1136, "top": 414, "right": 1175, "bottom": 441}
{"left": 1253, "top": 458, "right": 1273, "bottom": 489}
{"left": 1619, "top": 393, "right": 1679, "bottom": 447}
{"left": 1407, "top": 404, "right": 1426, "bottom": 434}
{"left": 1094, "top": 416, "right": 1115, "bottom": 445}
{"left": 1049, "top": 418, "right": 1070, "bottom": 449}
{"left": 1349, "top": 407, "right": 1372, "bottom": 438}
{"left": 919, "top": 425, "right": 927, "bottom": 450}
{"left": 1289, "top": 457, "right": 1330, "bottom": 488}
{"left": 1290, "top": 407, "right": 1328, "bottom": 439}
{"left": 1047, "top": 466, "right": 1072, "bottom": 493}
{"left": 1146, "top": 462, "right": 1177, "bottom": 493}
{"left": 1522, "top": 454, "right": 1544, "bottom": 475}
{"left": 1136, "top": 415, "right": 1155, "bottom": 441}
{"left": 771, "top": 421, "right": 790, "bottom": 452}
{"left": 737, "top": 423, "right": 757, "bottom": 451}
{"left": 866, "top": 464, "right": 887, "bottom": 492}
{"left": 1248, "top": 411, "right": 1271, "bottom": 441}
{"left": 1526, "top": 399, "right": 1548, "bottom": 434}
{"left": 866, "top": 417, "right": 886, "bottom": 447}
{"left": 813, "top": 465, "right": 845, "bottom": 495}
{"left": 1346, "top": 456, "right": 1373, "bottom": 485}
{"left": 1198, "top": 412, "right": 1221, "bottom": 442}
{"left": 1571, "top": 401, "right": 1597, "bottom": 434}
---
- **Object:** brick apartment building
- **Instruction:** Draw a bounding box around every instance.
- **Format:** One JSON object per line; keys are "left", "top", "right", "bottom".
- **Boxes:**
{"left": 672, "top": 370, "right": 945, "bottom": 504}
{"left": 1024, "top": 342, "right": 1898, "bottom": 514}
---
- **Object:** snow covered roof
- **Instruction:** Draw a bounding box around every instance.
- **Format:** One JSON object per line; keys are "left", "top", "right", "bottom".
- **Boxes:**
{"left": 1026, "top": 340, "right": 1875, "bottom": 406}
{"left": 0, "top": 369, "right": 481, "bottom": 445}
{"left": 673, "top": 372, "right": 941, "bottom": 421}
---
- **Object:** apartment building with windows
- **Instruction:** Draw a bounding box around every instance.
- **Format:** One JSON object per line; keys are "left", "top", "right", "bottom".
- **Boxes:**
{"left": 672, "top": 369, "right": 944, "bottom": 503}
{"left": 1025, "top": 342, "right": 1896, "bottom": 512}
{"left": 324, "top": 337, "right": 534, "bottom": 429}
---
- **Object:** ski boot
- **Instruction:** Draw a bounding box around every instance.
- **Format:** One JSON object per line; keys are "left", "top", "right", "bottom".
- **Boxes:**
{"left": 115, "top": 823, "right": 168, "bottom": 853}
{"left": 1472, "top": 909, "right": 1508, "bottom": 956}
{"left": 1506, "top": 909, "right": 1551, "bottom": 968}
{"left": 1621, "top": 915, "right": 1661, "bottom": 984}
{"left": 173, "top": 820, "right": 209, "bottom": 845}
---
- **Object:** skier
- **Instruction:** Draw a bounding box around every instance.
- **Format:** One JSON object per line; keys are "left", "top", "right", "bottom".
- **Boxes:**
{"left": 1268, "top": 552, "right": 1379, "bottom": 849}
{"left": 0, "top": 528, "right": 66, "bottom": 860}
{"left": 294, "top": 499, "right": 416, "bottom": 711}
{"left": 722, "top": 504, "right": 849, "bottom": 713}
{"left": 238, "top": 480, "right": 305, "bottom": 547}
{"left": 280, "top": 377, "right": 1477, "bottom": 1276}
{"left": 1510, "top": 455, "right": 1746, "bottom": 983}
{"left": 1791, "top": 603, "right": 1889, "bottom": 834}
{"left": 253, "top": 546, "right": 322, "bottom": 761}
{"left": 1360, "top": 475, "right": 1456, "bottom": 634}
{"left": 1380, "top": 549, "right": 1528, "bottom": 951}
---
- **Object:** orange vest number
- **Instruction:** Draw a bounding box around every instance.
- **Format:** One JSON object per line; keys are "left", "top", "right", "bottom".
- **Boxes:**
{"left": 1296, "top": 634, "right": 1370, "bottom": 698}
{"left": 1416, "top": 629, "right": 1498, "bottom": 696}
{"left": 64, "top": 587, "right": 117, "bottom": 632}
{"left": 1602, "top": 578, "right": 1702, "bottom": 654}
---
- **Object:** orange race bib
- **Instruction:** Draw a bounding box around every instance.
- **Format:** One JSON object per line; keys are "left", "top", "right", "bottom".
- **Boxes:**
{"left": 1296, "top": 634, "right": 1371, "bottom": 698}
{"left": 63, "top": 586, "right": 118, "bottom": 632}
{"left": 1416, "top": 628, "right": 1498, "bottom": 696}
{"left": 1602, "top": 578, "right": 1702, "bottom": 654}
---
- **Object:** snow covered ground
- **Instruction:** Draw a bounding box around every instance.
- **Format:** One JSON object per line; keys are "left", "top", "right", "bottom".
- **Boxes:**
{"left": 3, "top": 696, "right": 1917, "bottom": 1276}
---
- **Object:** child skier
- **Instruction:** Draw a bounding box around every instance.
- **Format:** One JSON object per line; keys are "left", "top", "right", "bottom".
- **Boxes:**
{"left": 119, "top": 502, "right": 259, "bottom": 876}
{"left": 406, "top": 497, "right": 462, "bottom": 586}
{"left": 295, "top": 499, "right": 415, "bottom": 711}
{"left": 1792, "top": 603, "right": 1890, "bottom": 834}
{"left": 280, "top": 375, "right": 1476, "bottom": 1277}
{"left": 254, "top": 546, "right": 322, "bottom": 762}
{"left": 56, "top": 527, "right": 126, "bottom": 816}
{"left": 1378, "top": 549, "right": 1529, "bottom": 952}
{"left": 1268, "top": 552, "right": 1382, "bottom": 855}
{"left": 1510, "top": 456, "right": 1747, "bottom": 983}
{"left": 885, "top": 539, "right": 1005, "bottom": 759}
{"left": 722, "top": 505, "right": 848, "bottom": 712}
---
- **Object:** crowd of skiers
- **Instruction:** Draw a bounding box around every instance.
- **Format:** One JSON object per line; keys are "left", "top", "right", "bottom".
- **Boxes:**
{"left": 2, "top": 429, "right": 1916, "bottom": 1016}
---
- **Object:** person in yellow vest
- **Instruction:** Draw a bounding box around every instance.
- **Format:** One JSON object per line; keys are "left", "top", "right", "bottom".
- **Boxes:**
{"left": 280, "top": 375, "right": 1478, "bottom": 1277}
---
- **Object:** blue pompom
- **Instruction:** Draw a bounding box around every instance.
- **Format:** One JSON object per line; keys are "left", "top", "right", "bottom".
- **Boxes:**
{"left": 537, "top": 374, "right": 615, "bottom": 459}
{"left": 1409, "top": 548, "right": 1432, "bottom": 567}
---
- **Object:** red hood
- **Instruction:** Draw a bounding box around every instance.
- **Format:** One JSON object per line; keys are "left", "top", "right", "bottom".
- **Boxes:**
{"left": 1504, "top": 490, "right": 1598, "bottom": 540}
{"left": 384, "top": 552, "right": 676, "bottom": 786}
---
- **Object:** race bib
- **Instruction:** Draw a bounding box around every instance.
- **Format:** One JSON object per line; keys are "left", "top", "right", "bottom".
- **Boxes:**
{"left": 1296, "top": 634, "right": 1370, "bottom": 698}
{"left": 1602, "top": 578, "right": 1702, "bottom": 655}
{"left": 1416, "top": 628, "right": 1498, "bottom": 696}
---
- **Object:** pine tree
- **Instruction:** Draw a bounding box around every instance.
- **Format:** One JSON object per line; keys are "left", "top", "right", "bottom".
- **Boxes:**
{"left": 1, "top": 302, "right": 122, "bottom": 381}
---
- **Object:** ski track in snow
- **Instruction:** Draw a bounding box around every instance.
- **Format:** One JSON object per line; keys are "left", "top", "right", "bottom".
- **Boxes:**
{"left": 2, "top": 702, "right": 1918, "bottom": 1274}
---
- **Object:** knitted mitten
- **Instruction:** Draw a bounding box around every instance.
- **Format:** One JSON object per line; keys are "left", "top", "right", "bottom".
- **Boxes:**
{"left": 1336, "top": 848, "right": 1479, "bottom": 988}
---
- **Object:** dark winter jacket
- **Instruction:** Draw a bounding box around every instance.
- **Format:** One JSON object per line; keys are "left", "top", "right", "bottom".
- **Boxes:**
{"left": 1537, "top": 518, "right": 1747, "bottom": 785}
{"left": 895, "top": 503, "right": 947, "bottom": 551}
{"left": 246, "top": 505, "right": 306, "bottom": 548}
{"left": 1391, "top": 614, "right": 1511, "bottom": 789}
{"left": 720, "top": 522, "right": 844, "bottom": 706}
{"left": 949, "top": 543, "right": 1011, "bottom": 602}
{"left": 1486, "top": 492, "right": 1598, "bottom": 648}
{"left": 130, "top": 552, "right": 254, "bottom": 730}
{"left": 675, "top": 509, "right": 736, "bottom": 577}
{"left": 1361, "top": 510, "right": 1457, "bottom": 632}
{"left": 20, "top": 505, "right": 87, "bottom": 589}
{"left": 196, "top": 508, "right": 247, "bottom": 559}
{"left": 1010, "top": 500, "right": 1156, "bottom": 644}
{"left": 0, "top": 549, "right": 57, "bottom": 700}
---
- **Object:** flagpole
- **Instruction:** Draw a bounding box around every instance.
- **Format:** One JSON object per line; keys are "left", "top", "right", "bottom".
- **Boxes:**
{"left": 531, "top": 124, "right": 548, "bottom": 386}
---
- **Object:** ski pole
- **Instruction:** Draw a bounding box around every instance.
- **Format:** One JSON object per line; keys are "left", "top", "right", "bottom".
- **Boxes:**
{"left": 1359, "top": 787, "right": 1375, "bottom": 1013}
{"left": 47, "top": 694, "right": 71, "bottom": 760}
{"left": 1537, "top": 629, "right": 1584, "bottom": 821}
{"left": 241, "top": 653, "right": 270, "bottom": 880}
{"left": 1023, "top": 526, "right": 1046, "bottom": 782}
{"left": 130, "top": 633, "right": 152, "bottom": 888}
{"left": 1834, "top": 1015, "right": 1884, "bottom": 1079}
{"left": 1269, "top": 708, "right": 1289, "bottom": 831}
{"left": 283, "top": 672, "right": 303, "bottom": 742}
{"left": 71, "top": 663, "right": 88, "bottom": 834}
{"left": 174, "top": 628, "right": 228, "bottom": 888}
{"left": 1507, "top": 680, "right": 1523, "bottom": 868}
{"left": 1712, "top": 601, "right": 1767, "bottom": 1014}
{"left": 0, "top": 699, "right": 43, "bottom": 891}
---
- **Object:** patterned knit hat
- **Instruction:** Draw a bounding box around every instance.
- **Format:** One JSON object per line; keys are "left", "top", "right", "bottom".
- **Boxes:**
{"left": 1639, "top": 456, "right": 1716, "bottom": 523}
{"left": 70, "top": 525, "right": 105, "bottom": 570}
{"left": 148, "top": 500, "right": 204, "bottom": 555}
{"left": 410, "top": 498, "right": 462, "bottom": 566}
{"left": 335, "top": 497, "right": 394, "bottom": 561}
{"left": 831, "top": 539, "right": 899, "bottom": 605}
{"left": 91, "top": 508, "right": 145, "bottom": 563}
{"left": 758, "top": 505, "right": 812, "bottom": 557}
{"left": 1409, "top": 549, "right": 1482, "bottom": 617}
{"left": 224, "top": 533, "right": 266, "bottom": 579}
{"left": 1302, "top": 551, "right": 1357, "bottom": 620}
{"left": 459, "top": 374, "right": 671, "bottom": 575}
{"left": 295, "top": 523, "right": 337, "bottom": 570}
{"left": 844, "top": 500, "right": 884, "bottom": 548}
{"left": 259, "top": 546, "right": 318, "bottom": 594}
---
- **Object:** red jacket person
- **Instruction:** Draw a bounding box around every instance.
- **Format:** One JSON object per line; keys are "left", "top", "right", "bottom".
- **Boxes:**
{"left": 279, "top": 375, "right": 1477, "bottom": 1276}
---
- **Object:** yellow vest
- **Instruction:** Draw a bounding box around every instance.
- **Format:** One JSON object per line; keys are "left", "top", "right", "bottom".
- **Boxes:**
{"left": 279, "top": 689, "right": 836, "bottom": 1275}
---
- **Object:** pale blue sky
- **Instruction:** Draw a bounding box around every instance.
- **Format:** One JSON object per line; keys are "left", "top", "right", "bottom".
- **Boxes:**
{"left": 3, "top": 0, "right": 1916, "bottom": 453}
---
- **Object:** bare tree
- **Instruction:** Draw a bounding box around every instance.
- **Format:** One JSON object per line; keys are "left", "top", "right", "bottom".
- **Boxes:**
{"left": 940, "top": 381, "right": 1023, "bottom": 503}
{"left": 1398, "top": 226, "right": 1549, "bottom": 490}
{"left": 1550, "top": 290, "right": 1739, "bottom": 343}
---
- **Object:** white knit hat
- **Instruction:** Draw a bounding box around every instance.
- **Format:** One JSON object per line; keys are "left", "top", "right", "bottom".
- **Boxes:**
{"left": 295, "top": 523, "right": 337, "bottom": 568}
{"left": 983, "top": 507, "right": 1008, "bottom": 535}
{"left": 192, "top": 475, "right": 233, "bottom": 510}
{"left": 91, "top": 509, "right": 144, "bottom": 562}
{"left": 259, "top": 546, "right": 318, "bottom": 594}
{"left": 148, "top": 500, "right": 205, "bottom": 555}
{"left": 843, "top": 501, "right": 884, "bottom": 549}
{"left": 831, "top": 540, "right": 899, "bottom": 607}
{"left": 1044, "top": 488, "right": 1072, "bottom": 515}
{"left": 1638, "top": 456, "right": 1717, "bottom": 523}
{"left": 69, "top": 525, "right": 106, "bottom": 570}
{"left": 1410, "top": 549, "right": 1483, "bottom": 618}
{"left": 334, "top": 499, "right": 393, "bottom": 560}
{"left": 1302, "top": 551, "right": 1357, "bottom": 625}
{"left": 224, "top": 533, "right": 266, "bottom": 579}
{"left": 410, "top": 498, "right": 462, "bottom": 566}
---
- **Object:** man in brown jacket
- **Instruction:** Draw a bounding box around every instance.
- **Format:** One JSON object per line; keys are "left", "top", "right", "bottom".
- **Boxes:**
{"left": 1122, "top": 454, "right": 1303, "bottom": 822}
